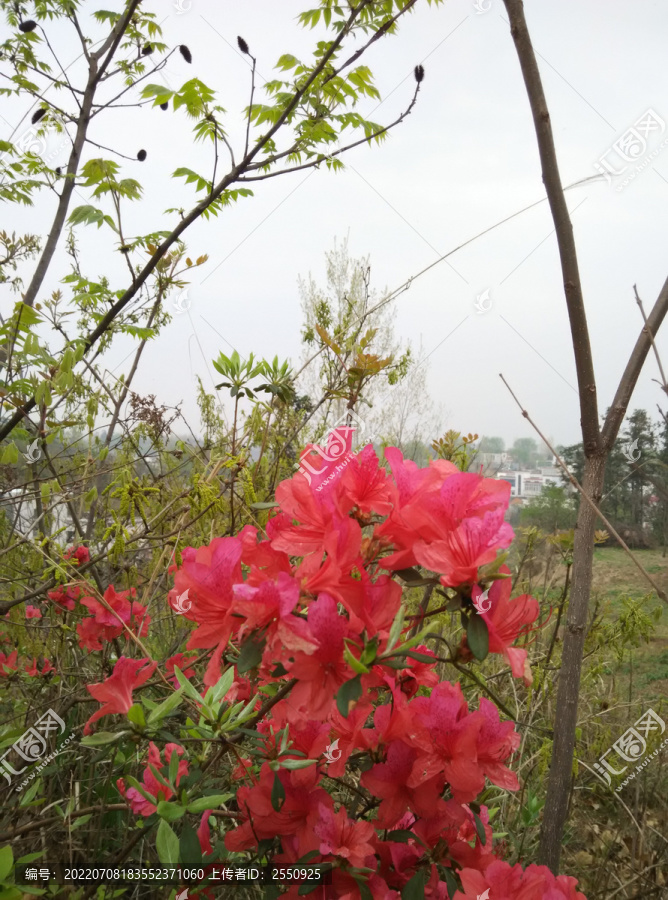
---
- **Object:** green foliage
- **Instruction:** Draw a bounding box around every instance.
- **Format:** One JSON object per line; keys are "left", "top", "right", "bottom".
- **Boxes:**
{"left": 431, "top": 429, "right": 479, "bottom": 471}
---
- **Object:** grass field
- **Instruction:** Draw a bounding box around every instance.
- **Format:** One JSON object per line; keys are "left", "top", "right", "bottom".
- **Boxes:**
{"left": 591, "top": 547, "right": 668, "bottom": 697}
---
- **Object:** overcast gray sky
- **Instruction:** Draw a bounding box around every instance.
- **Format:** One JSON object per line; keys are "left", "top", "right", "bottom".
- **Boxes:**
{"left": 3, "top": 0, "right": 668, "bottom": 450}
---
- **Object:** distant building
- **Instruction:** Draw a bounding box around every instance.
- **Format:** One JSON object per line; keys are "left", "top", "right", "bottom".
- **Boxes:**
{"left": 495, "top": 469, "right": 567, "bottom": 501}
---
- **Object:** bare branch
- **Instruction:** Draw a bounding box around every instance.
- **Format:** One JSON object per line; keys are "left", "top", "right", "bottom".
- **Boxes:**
{"left": 502, "top": 0, "right": 599, "bottom": 455}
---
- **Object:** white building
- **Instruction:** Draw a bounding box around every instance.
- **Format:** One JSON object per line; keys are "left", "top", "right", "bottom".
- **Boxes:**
{"left": 495, "top": 469, "right": 564, "bottom": 500}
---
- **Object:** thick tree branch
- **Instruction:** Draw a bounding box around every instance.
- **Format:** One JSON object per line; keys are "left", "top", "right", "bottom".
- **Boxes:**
{"left": 502, "top": 0, "right": 599, "bottom": 455}
{"left": 601, "top": 277, "right": 668, "bottom": 450}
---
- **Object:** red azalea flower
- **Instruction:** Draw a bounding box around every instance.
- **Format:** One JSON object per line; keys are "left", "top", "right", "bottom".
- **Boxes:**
{"left": 0, "top": 650, "right": 19, "bottom": 676}
{"left": 173, "top": 536, "right": 244, "bottom": 686}
{"left": 77, "top": 617, "right": 119, "bottom": 652}
{"left": 454, "top": 860, "right": 587, "bottom": 900}
{"left": 165, "top": 652, "right": 197, "bottom": 686}
{"left": 470, "top": 571, "right": 540, "bottom": 685}
{"left": 361, "top": 740, "right": 446, "bottom": 829}
{"left": 197, "top": 810, "right": 213, "bottom": 855}
{"left": 84, "top": 656, "right": 157, "bottom": 734}
{"left": 335, "top": 443, "right": 394, "bottom": 517}
{"left": 65, "top": 545, "right": 90, "bottom": 566}
{"left": 225, "top": 764, "right": 332, "bottom": 853}
{"left": 313, "top": 802, "right": 376, "bottom": 868}
{"left": 413, "top": 508, "right": 514, "bottom": 587}
{"left": 25, "top": 605, "right": 42, "bottom": 619}
{"left": 23, "top": 657, "right": 55, "bottom": 677}
{"left": 81, "top": 585, "right": 150, "bottom": 633}
{"left": 48, "top": 585, "right": 81, "bottom": 612}
{"left": 232, "top": 572, "right": 318, "bottom": 663}
{"left": 117, "top": 742, "right": 188, "bottom": 815}
{"left": 287, "top": 593, "right": 354, "bottom": 721}
{"left": 408, "top": 681, "right": 485, "bottom": 802}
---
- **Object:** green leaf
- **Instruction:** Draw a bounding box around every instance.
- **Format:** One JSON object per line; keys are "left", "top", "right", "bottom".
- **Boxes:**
{"left": 81, "top": 731, "right": 128, "bottom": 747}
{"left": 186, "top": 793, "right": 233, "bottom": 814}
{"left": 156, "top": 801, "right": 186, "bottom": 822}
{"left": 443, "top": 866, "right": 459, "bottom": 899}
{"left": 336, "top": 674, "right": 362, "bottom": 718}
{"left": 403, "top": 650, "right": 436, "bottom": 664}
{"left": 386, "top": 606, "right": 405, "bottom": 654}
{"left": 126, "top": 703, "right": 146, "bottom": 728}
{"left": 205, "top": 666, "right": 235, "bottom": 710}
{"left": 0, "top": 845, "right": 13, "bottom": 882}
{"left": 179, "top": 820, "right": 202, "bottom": 867}
{"left": 271, "top": 772, "right": 285, "bottom": 812}
{"left": 156, "top": 819, "right": 180, "bottom": 865}
{"left": 472, "top": 811, "right": 487, "bottom": 846}
{"left": 249, "top": 501, "right": 280, "bottom": 510}
{"left": 384, "top": 830, "right": 414, "bottom": 843}
{"left": 173, "top": 666, "right": 204, "bottom": 707}
{"left": 0, "top": 442, "right": 18, "bottom": 465}
{"left": 237, "top": 633, "right": 265, "bottom": 674}
{"left": 279, "top": 758, "right": 317, "bottom": 771}
{"left": 147, "top": 689, "right": 183, "bottom": 725}
{"left": 343, "top": 641, "right": 370, "bottom": 675}
{"left": 466, "top": 614, "right": 489, "bottom": 661}
{"left": 401, "top": 870, "right": 427, "bottom": 899}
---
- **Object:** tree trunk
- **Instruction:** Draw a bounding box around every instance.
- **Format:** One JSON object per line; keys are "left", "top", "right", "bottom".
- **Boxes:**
{"left": 538, "top": 453, "right": 605, "bottom": 870}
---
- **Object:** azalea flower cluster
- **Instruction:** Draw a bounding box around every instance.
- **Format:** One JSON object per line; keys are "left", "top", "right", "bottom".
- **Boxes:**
{"left": 45, "top": 546, "right": 151, "bottom": 652}
{"left": 0, "top": 649, "right": 54, "bottom": 678}
{"left": 82, "top": 432, "right": 583, "bottom": 899}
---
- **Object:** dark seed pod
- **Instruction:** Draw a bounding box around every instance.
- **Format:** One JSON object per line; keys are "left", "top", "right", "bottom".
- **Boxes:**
{"left": 120, "top": 245, "right": 131, "bottom": 254}
{"left": 179, "top": 44, "right": 192, "bottom": 64}
{"left": 137, "top": 149, "right": 147, "bottom": 161}
{"left": 142, "top": 44, "right": 153, "bottom": 55}
{"left": 160, "top": 101, "right": 169, "bottom": 110}
{"left": 414, "top": 64, "right": 424, "bottom": 83}
{"left": 55, "top": 166, "right": 61, "bottom": 176}
{"left": 19, "top": 19, "right": 37, "bottom": 32}
{"left": 237, "top": 35, "right": 249, "bottom": 55}
{"left": 31, "top": 108, "right": 46, "bottom": 124}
